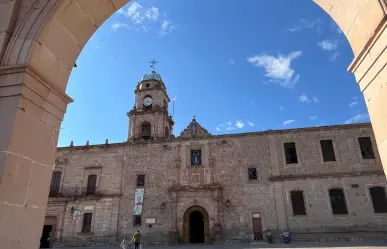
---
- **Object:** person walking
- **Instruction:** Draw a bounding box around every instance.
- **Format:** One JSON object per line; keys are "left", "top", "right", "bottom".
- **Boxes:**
{"left": 120, "top": 237, "right": 128, "bottom": 249}
{"left": 130, "top": 230, "right": 142, "bottom": 249}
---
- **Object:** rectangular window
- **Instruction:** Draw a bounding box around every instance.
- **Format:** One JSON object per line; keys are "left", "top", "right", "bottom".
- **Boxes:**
{"left": 329, "top": 188, "right": 348, "bottom": 215}
{"left": 369, "top": 186, "right": 387, "bottom": 213}
{"left": 284, "top": 142, "right": 298, "bottom": 164}
{"left": 248, "top": 168, "right": 258, "bottom": 180}
{"left": 136, "top": 175, "right": 145, "bottom": 187}
{"left": 82, "top": 213, "right": 93, "bottom": 233}
{"left": 358, "top": 137, "right": 375, "bottom": 159}
{"left": 86, "top": 175, "right": 97, "bottom": 196}
{"left": 320, "top": 140, "right": 336, "bottom": 162}
{"left": 191, "top": 150, "right": 202, "bottom": 166}
{"left": 290, "top": 190, "right": 307, "bottom": 215}
{"left": 49, "top": 171, "right": 62, "bottom": 197}
{"left": 133, "top": 215, "right": 142, "bottom": 226}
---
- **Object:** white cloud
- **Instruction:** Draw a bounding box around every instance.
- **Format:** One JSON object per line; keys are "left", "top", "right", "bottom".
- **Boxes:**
{"left": 116, "top": 3, "right": 175, "bottom": 35}
{"left": 283, "top": 120, "right": 295, "bottom": 126}
{"left": 227, "top": 121, "right": 232, "bottom": 126}
{"left": 317, "top": 40, "right": 338, "bottom": 51}
{"left": 160, "top": 20, "right": 176, "bottom": 35}
{"left": 235, "top": 121, "right": 244, "bottom": 129}
{"left": 145, "top": 7, "right": 159, "bottom": 21}
{"left": 226, "top": 127, "right": 236, "bottom": 131}
{"left": 298, "top": 94, "right": 318, "bottom": 103}
{"left": 314, "top": 122, "right": 327, "bottom": 127}
{"left": 248, "top": 122, "right": 255, "bottom": 127}
{"left": 345, "top": 113, "right": 370, "bottom": 124}
{"left": 309, "top": 116, "right": 318, "bottom": 120}
{"left": 298, "top": 94, "right": 310, "bottom": 103}
{"left": 247, "top": 51, "right": 302, "bottom": 88}
{"left": 228, "top": 59, "right": 235, "bottom": 65}
{"left": 280, "top": 106, "right": 284, "bottom": 111}
{"left": 216, "top": 127, "right": 220, "bottom": 132}
{"left": 288, "top": 18, "right": 322, "bottom": 33}
{"left": 330, "top": 52, "right": 339, "bottom": 61}
{"left": 349, "top": 101, "right": 358, "bottom": 107}
{"left": 112, "top": 23, "right": 132, "bottom": 31}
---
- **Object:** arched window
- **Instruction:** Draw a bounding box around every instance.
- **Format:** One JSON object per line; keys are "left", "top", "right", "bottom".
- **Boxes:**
{"left": 165, "top": 126, "right": 169, "bottom": 138}
{"left": 140, "top": 122, "right": 152, "bottom": 139}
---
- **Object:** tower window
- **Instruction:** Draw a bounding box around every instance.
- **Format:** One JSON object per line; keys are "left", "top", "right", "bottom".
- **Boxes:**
{"left": 136, "top": 175, "right": 145, "bottom": 187}
{"left": 141, "top": 122, "right": 152, "bottom": 139}
{"left": 369, "top": 186, "right": 387, "bottom": 213}
{"left": 284, "top": 142, "right": 298, "bottom": 164}
{"left": 290, "top": 190, "right": 307, "bottom": 215}
{"left": 329, "top": 188, "right": 348, "bottom": 215}
{"left": 248, "top": 168, "right": 258, "bottom": 180}
{"left": 358, "top": 137, "right": 375, "bottom": 159}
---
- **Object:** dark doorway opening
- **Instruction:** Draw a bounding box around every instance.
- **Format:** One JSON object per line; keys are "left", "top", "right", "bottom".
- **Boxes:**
{"left": 40, "top": 225, "right": 52, "bottom": 248}
{"left": 189, "top": 211, "right": 204, "bottom": 243}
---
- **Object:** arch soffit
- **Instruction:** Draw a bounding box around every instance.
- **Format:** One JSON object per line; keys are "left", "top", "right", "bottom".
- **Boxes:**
{"left": 3, "top": 0, "right": 366, "bottom": 94}
{"left": 183, "top": 205, "right": 209, "bottom": 219}
{"left": 180, "top": 199, "right": 211, "bottom": 217}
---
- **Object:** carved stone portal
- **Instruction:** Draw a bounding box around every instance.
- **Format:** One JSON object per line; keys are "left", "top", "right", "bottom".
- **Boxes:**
{"left": 183, "top": 205, "right": 210, "bottom": 243}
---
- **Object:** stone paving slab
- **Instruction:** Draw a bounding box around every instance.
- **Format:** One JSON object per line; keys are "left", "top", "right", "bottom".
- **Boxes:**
{"left": 53, "top": 242, "right": 387, "bottom": 249}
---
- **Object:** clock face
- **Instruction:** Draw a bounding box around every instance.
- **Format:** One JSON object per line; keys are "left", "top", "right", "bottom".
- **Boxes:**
{"left": 143, "top": 97, "right": 153, "bottom": 107}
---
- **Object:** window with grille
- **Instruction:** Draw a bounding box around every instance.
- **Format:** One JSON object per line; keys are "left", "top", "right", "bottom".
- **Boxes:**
{"left": 49, "top": 171, "right": 61, "bottom": 197}
{"left": 136, "top": 175, "right": 145, "bottom": 187}
{"left": 320, "top": 140, "right": 336, "bottom": 162}
{"left": 284, "top": 142, "right": 298, "bottom": 164}
{"left": 82, "top": 213, "right": 93, "bottom": 233}
{"left": 290, "top": 190, "right": 306, "bottom": 215}
{"left": 329, "top": 188, "right": 348, "bottom": 215}
{"left": 248, "top": 168, "right": 258, "bottom": 180}
{"left": 369, "top": 186, "right": 387, "bottom": 213}
{"left": 358, "top": 137, "right": 375, "bottom": 159}
{"left": 86, "top": 175, "right": 97, "bottom": 196}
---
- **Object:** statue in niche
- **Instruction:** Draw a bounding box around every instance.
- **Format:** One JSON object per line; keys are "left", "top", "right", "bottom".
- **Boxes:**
{"left": 191, "top": 123, "right": 197, "bottom": 136}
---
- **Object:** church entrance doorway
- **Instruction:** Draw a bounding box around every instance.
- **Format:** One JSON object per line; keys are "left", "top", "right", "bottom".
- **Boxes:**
{"left": 183, "top": 205, "right": 209, "bottom": 243}
{"left": 189, "top": 211, "right": 204, "bottom": 243}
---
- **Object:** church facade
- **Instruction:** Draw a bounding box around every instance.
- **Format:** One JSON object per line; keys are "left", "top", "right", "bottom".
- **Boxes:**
{"left": 44, "top": 71, "right": 387, "bottom": 247}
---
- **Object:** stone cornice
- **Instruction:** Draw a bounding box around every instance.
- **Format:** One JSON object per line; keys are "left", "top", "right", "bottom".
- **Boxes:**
{"left": 127, "top": 105, "right": 169, "bottom": 116}
{"left": 269, "top": 170, "right": 385, "bottom": 182}
{"left": 57, "top": 123, "right": 373, "bottom": 151}
{"left": 0, "top": 63, "right": 73, "bottom": 104}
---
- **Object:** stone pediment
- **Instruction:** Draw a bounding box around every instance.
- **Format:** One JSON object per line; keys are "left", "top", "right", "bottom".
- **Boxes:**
{"left": 179, "top": 116, "right": 212, "bottom": 138}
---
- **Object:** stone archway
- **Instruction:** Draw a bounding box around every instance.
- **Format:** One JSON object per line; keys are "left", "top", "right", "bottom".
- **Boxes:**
{"left": 0, "top": 1, "right": 386, "bottom": 249}
{"left": 183, "top": 205, "right": 210, "bottom": 243}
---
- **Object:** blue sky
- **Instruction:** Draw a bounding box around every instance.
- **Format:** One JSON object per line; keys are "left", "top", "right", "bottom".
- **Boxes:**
{"left": 58, "top": 0, "right": 370, "bottom": 147}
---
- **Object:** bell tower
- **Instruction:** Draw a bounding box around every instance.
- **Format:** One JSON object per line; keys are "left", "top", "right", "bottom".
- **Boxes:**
{"left": 128, "top": 60, "right": 174, "bottom": 141}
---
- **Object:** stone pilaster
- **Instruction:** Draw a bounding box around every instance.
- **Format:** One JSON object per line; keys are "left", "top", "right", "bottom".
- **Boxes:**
{"left": 268, "top": 134, "right": 288, "bottom": 232}
{"left": 0, "top": 64, "right": 72, "bottom": 249}
{"left": 349, "top": 18, "right": 387, "bottom": 175}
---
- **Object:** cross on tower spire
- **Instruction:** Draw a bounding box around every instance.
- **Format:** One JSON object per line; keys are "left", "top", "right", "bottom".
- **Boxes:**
{"left": 149, "top": 59, "right": 158, "bottom": 70}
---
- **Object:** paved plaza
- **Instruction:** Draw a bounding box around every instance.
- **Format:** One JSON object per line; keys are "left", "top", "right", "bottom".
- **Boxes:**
{"left": 54, "top": 242, "right": 387, "bottom": 249}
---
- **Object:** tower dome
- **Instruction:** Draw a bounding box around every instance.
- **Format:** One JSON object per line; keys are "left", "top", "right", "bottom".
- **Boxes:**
{"left": 142, "top": 70, "right": 162, "bottom": 81}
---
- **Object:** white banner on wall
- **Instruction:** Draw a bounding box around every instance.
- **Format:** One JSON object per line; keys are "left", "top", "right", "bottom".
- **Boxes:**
{"left": 133, "top": 189, "right": 144, "bottom": 215}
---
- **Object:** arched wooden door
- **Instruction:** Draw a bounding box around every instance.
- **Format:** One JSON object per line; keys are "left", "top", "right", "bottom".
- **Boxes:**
{"left": 183, "top": 205, "right": 209, "bottom": 243}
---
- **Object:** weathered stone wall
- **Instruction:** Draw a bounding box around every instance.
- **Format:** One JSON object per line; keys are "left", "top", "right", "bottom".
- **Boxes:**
{"left": 50, "top": 145, "right": 124, "bottom": 246}
{"left": 49, "top": 123, "right": 387, "bottom": 246}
